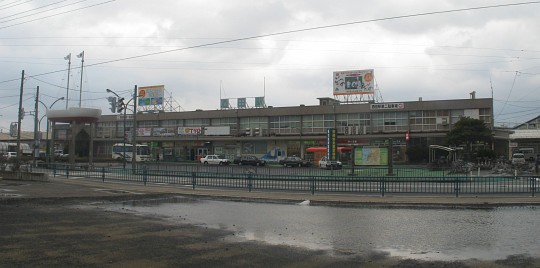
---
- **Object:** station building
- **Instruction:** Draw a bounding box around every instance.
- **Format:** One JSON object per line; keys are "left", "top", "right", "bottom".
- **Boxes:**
{"left": 85, "top": 96, "right": 493, "bottom": 163}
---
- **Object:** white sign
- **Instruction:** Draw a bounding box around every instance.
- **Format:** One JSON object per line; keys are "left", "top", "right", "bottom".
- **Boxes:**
{"left": 204, "top": 126, "right": 230, "bottom": 136}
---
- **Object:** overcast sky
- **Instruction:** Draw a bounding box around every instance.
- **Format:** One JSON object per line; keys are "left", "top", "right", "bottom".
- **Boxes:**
{"left": 1, "top": 0, "right": 539, "bottom": 132}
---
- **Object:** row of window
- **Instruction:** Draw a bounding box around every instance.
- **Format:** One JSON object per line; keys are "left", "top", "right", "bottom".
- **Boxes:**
{"left": 97, "top": 109, "right": 492, "bottom": 136}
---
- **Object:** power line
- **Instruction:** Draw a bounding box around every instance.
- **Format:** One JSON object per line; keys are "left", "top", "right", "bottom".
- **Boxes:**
{"left": 0, "top": 0, "right": 115, "bottom": 30}
{"left": 0, "top": 0, "right": 31, "bottom": 10}
{"left": 0, "top": 0, "right": 94, "bottom": 25}
{"left": 1, "top": 1, "right": 536, "bottom": 86}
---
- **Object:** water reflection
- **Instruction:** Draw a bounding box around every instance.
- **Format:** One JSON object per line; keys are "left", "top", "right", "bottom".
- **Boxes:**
{"left": 105, "top": 197, "right": 540, "bottom": 261}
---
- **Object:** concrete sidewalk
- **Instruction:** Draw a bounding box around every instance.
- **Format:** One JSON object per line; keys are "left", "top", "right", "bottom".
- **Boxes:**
{"left": 1, "top": 175, "right": 539, "bottom": 207}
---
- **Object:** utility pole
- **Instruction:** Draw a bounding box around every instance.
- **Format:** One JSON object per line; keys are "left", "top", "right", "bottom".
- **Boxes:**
{"left": 16, "top": 70, "right": 24, "bottom": 167}
{"left": 33, "top": 86, "right": 40, "bottom": 166}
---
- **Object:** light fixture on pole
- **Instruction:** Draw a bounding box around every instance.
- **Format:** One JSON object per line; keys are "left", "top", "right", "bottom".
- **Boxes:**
{"left": 39, "top": 97, "right": 65, "bottom": 165}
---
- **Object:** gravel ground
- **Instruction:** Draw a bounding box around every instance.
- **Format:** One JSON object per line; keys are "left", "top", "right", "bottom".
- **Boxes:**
{"left": 1, "top": 196, "right": 539, "bottom": 268}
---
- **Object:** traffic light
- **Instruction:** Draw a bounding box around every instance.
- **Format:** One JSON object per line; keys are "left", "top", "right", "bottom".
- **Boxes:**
{"left": 117, "top": 98, "right": 125, "bottom": 113}
{"left": 107, "top": 97, "right": 117, "bottom": 113}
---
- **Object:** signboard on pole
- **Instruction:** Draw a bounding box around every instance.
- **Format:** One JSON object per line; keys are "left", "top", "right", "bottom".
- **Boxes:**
{"left": 354, "top": 147, "right": 388, "bottom": 166}
{"left": 138, "top": 85, "right": 164, "bottom": 106}
{"left": 326, "top": 128, "right": 337, "bottom": 161}
{"left": 333, "top": 69, "right": 374, "bottom": 95}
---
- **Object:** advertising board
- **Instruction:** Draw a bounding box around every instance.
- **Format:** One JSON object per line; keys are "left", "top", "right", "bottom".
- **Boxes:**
{"left": 333, "top": 69, "right": 374, "bottom": 95}
{"left": 354, "top": 147, "right": 388, "bottom": 166}
{"left": 138, "top": 85, "right": 164, "bottom": 106}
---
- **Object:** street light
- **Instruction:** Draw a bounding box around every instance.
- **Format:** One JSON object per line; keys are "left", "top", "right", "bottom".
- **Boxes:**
{"left": 38, "top": 97, "right": 65, "bottom": 165}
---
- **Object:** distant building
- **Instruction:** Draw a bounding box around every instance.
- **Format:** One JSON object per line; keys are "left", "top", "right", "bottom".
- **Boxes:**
{"left": 84, "top": 97, "right": 493, "bottom": 162}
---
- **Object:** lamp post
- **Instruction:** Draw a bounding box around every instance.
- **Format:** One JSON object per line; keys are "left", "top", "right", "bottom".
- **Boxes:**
{"left": 38, "top": 97, "right": 65, "bottom": 165}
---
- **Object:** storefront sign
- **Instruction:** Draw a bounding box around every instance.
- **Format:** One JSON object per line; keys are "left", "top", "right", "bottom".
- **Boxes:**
{"left": 178, "top": 127, "right": 202, "bottom": 136}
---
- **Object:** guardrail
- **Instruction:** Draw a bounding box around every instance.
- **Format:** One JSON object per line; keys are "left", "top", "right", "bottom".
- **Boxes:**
{"left": 36, "top": 163, "right": 539, "bottom": 197}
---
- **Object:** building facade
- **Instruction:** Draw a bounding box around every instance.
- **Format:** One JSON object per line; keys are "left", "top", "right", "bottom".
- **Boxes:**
{"left": 84, "top": 97, "right": 493, "bottom": 163}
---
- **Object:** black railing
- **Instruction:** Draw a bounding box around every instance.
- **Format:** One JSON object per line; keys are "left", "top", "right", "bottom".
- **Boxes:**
{"left": 38, "top": 163, "right": 539, "bottom": 197}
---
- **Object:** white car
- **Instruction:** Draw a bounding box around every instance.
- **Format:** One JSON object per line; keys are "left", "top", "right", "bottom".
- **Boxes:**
{"left": 200, "top": 155, "right": 230, "bottom": 165}
{"left": 3, "top": 152, "right": 17, "bottom": 158}
{"left": 318, "top": 156, "right": 342, "bottom": 170}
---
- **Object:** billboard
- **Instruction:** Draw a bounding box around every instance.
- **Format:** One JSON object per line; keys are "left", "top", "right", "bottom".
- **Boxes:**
{"left": 354, "top": 147, "right": 388, "bottom": 166}
{"left": 333, "top": 69, "right": 374, "bottom": 95}
{"left": 138, "top": 85, "right": 164, "bottom": 106}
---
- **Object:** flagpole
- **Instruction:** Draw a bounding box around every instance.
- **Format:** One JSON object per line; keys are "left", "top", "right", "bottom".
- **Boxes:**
{"left": 65, "top": 53, "right": 71, "bottom": 110}
{"left": 77, "top": 51, "right": 85, "bottom": 108}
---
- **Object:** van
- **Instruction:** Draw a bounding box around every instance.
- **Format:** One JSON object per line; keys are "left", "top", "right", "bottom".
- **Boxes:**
{"left": 511, "top": 153, "right": 526, "bottom": 165}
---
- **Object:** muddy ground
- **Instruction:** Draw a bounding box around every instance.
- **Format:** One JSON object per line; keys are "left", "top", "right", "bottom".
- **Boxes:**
{"left": 1, "top": 196, "right": 539, "bottom": 268}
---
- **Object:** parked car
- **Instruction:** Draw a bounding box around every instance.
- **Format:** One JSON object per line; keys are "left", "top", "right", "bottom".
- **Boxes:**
{"left": 511, "top": 153, "right": 526, "bottom": 165}
{"left": 318, "top": 156, "right": 342, "bottom": 170}
{"left": 233, "top": 155, "right": 266, "bottom": 166}
{"left": 200, "top": 155, "right": 230, "bottom": 165}
{"left": 278, "top": 156, "right": 311, "bottom": 167}
{"left": 2, "top": 152, "right": 17, "bottom": 158}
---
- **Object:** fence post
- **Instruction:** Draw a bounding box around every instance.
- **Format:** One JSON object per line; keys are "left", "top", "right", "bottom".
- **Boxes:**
{"left": 66, "top": 165, "right": 69, "bottom": 179}
{"left": 191, "top": 172, "right": 196, "bottom": 190}
{"left": 454, "top": 177, "right": 460, "bottom": 197}
{"left": 102, "top": 167, "right": 105, "bottom": 182}
{"left": 247, "top": 173, "right": 253, "bottom": 192}
{"left": 143, "top": 166, "right": 148, "bottom": 186}
{"left": 53, "top": 163, "right": 57, "bottom": 177}
{"left": 531, "top": 177, "right": 537, "bottom": 197}
{"left": 310, "top": 177, "right": 315, "bottom": 195}
{"left": 380, "top": 177, "right": 386, "bottom": 197}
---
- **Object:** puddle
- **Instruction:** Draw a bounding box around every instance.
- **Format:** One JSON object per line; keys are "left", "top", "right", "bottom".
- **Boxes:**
{"left": 100, "top": 197, "right": 540, "bottom": 261}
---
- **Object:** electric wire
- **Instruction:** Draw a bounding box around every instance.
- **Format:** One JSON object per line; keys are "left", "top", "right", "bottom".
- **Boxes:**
{"left": 0, "top": 0, "right": 115, "bottom": 30}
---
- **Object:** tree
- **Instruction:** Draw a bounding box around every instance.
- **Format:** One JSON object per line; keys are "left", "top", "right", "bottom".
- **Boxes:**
{"left": 446, "top": 117, "right": 492, "bottom": 152}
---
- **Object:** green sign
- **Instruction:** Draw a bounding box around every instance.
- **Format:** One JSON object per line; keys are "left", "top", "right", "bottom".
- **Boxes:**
{"left": 354, "top": 147, "right": 388, "bottom": 166}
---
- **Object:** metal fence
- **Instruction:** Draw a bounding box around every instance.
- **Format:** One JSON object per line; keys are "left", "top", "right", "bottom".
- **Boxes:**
{"left": 37, "top": 163, "right": 539, "bottom": 197}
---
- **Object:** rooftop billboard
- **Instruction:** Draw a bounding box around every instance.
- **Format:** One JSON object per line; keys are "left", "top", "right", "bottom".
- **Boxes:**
{"left": 138, "top": 85, "right": 164, "bottom": 106}
{"left": 333, "top": 69, "right": 374, "bottom": 95}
